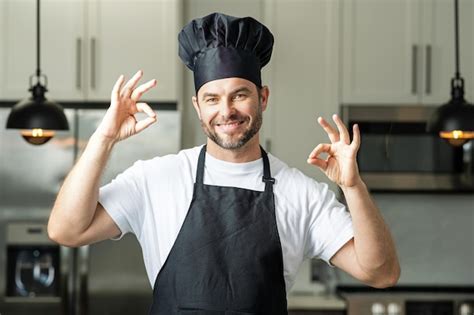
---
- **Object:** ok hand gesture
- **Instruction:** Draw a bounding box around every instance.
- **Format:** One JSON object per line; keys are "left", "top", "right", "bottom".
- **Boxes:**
{"left": 96, "top": 70, "right": 157, "bottom": 144}
{"left": 307, "top": 114, "right": 362, "bottom": 188}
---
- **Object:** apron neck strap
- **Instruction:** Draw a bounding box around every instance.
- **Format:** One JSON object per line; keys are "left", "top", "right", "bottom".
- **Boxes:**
{"left": 195, "top": 145, "right": 275, "bottom": 192}
{"left": 196, "top": 145, "right": 207, "bottom": 185}
{"left": 260, "top": 146, "right": 275, "bottom": 193}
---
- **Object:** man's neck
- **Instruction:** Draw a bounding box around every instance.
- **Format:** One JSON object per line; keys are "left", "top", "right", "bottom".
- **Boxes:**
{"left": 206, "top": 136, "right": 262, "bottom": 163}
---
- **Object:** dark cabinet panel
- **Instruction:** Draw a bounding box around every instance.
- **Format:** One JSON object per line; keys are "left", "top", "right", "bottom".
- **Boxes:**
{"left": 289, "top": 310, "right": 345, "bottom": 315}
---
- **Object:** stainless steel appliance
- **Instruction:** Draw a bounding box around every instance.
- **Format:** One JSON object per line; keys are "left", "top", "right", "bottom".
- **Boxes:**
{"left": 339, "top": 287, "right": 474, "bottom": 315}
{"left": 3, "top": 222, "right": 67, "bottom": 315}
{"left": 341, "top": 105, "right": 474, "bottom": 191}
{"left": 0, "top": 105, "right": 181, "bottom": 314}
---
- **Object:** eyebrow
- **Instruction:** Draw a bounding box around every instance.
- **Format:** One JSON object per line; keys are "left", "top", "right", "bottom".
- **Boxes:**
{"left": 230, "top": 87, "right": 253, "bottom": 95}
{"left": 200, "top": 86, "right": 253, "bottom": 101}
{"left": 201, "top": 92, "right": 220, "bottom": 101}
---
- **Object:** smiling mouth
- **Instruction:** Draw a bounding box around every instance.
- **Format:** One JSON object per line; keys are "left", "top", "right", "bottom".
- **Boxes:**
{"left": 215, "top": 121, "right": 244, "bottom": 127}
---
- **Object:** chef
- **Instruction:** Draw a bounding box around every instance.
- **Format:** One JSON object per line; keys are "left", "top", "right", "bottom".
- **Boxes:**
{"left": 48, "top": 12, "right": 400, "bottom": 315}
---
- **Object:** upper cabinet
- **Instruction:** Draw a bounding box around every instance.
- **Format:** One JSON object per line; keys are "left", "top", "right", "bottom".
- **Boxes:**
{"left": 0, "top": 0, "right": 181, "bottom": 102}
{"left": 86, "top": 0, "right": 180, "bottom": 101}
{"left": 341, "top": 0, "right": 474, "bottom": 105}
{"left": 342, "top": 0, "right": 420, "bottom": 104}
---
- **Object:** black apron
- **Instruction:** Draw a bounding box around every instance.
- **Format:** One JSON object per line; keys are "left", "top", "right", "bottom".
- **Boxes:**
{"left": 149, "top": 145, "right": 288, "bottom": 315}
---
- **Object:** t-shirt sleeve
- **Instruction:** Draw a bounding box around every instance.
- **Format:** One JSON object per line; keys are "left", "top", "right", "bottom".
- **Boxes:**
{"left": 304, "top": 181, "right": 354, "bottom": 266}
{"left": 98, "top": 160, "right": 145, "bottom": 240}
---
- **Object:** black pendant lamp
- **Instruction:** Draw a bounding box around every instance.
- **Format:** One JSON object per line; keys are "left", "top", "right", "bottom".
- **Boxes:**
{"left": 6, "top": 0, "right": 69, "bottom": 145}
{"left": 427, "top": 0, "right": 474, "bottom": 146}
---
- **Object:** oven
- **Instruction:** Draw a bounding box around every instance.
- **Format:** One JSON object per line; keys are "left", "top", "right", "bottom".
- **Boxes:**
{"left": 341, "top": 105, "right": 474, "bottom": 192}
{"left": 0, "top": 220, "right": 72, "bottom": 315}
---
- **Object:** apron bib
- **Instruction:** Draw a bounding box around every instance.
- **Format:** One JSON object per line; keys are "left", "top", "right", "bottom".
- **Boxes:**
{"left": 149, "top": 145, "right": 287, "bottom": 315}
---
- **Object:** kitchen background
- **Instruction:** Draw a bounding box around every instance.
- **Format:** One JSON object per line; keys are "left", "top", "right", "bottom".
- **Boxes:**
{"left": 1, "top": 0, "right": 473, "bottom": 315}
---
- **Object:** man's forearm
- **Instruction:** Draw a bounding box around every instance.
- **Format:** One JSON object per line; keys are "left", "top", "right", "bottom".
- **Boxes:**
{"left": 48, "top": 132, "right": 115, "bottom": 242}
{"left": 341, "top": 178, "right": 400, "bottom": 283}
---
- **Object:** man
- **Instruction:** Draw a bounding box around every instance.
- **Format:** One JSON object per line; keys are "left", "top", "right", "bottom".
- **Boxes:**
{"left": 48, "top": 12, "right": 399, "bottom": 314}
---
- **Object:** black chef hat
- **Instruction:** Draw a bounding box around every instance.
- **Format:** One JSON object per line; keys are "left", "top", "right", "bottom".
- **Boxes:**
{"left": 178, "top": 12, "right": 274, "bottom": 93}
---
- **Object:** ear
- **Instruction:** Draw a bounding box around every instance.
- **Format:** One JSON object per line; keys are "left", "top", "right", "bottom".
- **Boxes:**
{"left": 260, "top": 85, "right": 270, "bottom": 112}
{"left": 192, "top": 95, "right": 202, "bottom": 120}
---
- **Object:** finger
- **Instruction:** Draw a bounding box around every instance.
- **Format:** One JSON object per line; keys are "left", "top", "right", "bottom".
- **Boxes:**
{"left": 317, "top": 116, "right": 339, "bottom": 143}
{"left": 121, "top": 70, "right": 143, "bottom": 98}
{"left": 136, "top": 102, "right": 157, "bottom": 118}
{"left": 351, "top": 123, "right": 361, "bottom": 150}
{"left": 131, "top": 79, "right": 158, "bottom": 101}
{"left": 308, "top": 143, "right": 332, "bottom": 159}
{"left": 332, "top": 114, "right": 350, "bottom": 144}
{"left": 307, "top": 156, "right": 328, "bottom": 171}
{"left": 135, "top": 116, "right": 157, "bottom": 134}
{"left": 111, "top": 75, "right": 125, "bottom": 102}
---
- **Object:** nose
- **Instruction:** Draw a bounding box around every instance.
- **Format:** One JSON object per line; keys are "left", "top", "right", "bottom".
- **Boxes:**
{"left": 218, "top": 98, "right": 235, "bottom": 118}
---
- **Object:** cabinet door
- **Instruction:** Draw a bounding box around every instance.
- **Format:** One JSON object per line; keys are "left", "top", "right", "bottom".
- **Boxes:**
{"left": 421, "top": 0, "right": 474, "bottom": 105}
{"left": 87, "top": 0, "right": 180, "bottom": 101}
{"left": 263, "top": 0, "right": 339, "bottom": 190}
{"left": 0, "top": 0, "right": 85, "bottom": 101}
{"left": 42, "top": 0, "right": 85, "bottom": 101}
{"left": 0, "top": 0, "right": 36, "bottom": 100}
{"left": 341, "top": 0, "right": 421, "bottom": 104}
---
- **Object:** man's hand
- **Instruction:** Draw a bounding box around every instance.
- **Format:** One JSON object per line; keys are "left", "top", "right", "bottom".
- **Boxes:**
{"left": 95, "top": 70, "right": 158, "bottom": 144}
{"left": 307, "top": 114, "right": 361, "bottom": 188}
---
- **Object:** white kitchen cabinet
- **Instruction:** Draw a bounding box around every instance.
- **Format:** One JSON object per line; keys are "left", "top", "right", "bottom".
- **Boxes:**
{"left": 262, "top": 0, "right": 340, "bottom": 189}
{"left": 0, "top": 0, "right": 180, "bottom": 102}
{"left": 86, "top": 0, "right": 180, "bottom": 101}
{"left": 0, "top": 0, "right": 78, "bottom": 100}
{"left": 341, "top": 0, "right": 474, "bottom": 105}
{"left": 342, "top": 0, "right": 420, "bottom": 104}
{"left": 42, "top": 0, "right": 86, "bottom": 101}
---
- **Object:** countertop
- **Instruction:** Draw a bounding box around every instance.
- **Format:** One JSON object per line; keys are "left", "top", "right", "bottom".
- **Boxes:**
{"left": 287, "top": 294, "right": 347, "bottom": 310}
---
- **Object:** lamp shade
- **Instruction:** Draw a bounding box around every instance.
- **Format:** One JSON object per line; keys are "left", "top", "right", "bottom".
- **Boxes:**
{"left": 6, "top": 98, "right": 69, "bottom": 131}
{"left": 427, "top": 79, "right": 474, "bottom": 146}
{"left": 6, "top": 83, "right": 69, "bottom": 131}
{"left": 427, "top": 99, "right": 474, "bottom": 134}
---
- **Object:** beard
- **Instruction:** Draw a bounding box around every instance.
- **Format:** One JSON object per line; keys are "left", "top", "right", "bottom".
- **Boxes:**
{"left": 200, "top": 101, "right": 263, "bottom": 150}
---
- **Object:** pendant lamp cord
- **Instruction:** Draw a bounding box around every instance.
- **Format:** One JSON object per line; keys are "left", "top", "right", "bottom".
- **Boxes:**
{"left": 454, "top": 0, "right": 460, "bottom": 80}
{"left": 36, "top": 0, "right": 41, "bottom": 78}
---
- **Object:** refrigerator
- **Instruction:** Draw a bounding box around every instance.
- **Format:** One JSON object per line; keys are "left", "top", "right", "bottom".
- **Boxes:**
{"left": 0, "top": 105, "right": 181, "bottom": 315}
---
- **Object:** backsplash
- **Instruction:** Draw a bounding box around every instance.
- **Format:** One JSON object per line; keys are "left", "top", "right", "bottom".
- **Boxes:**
{"left": 337, "top": 193, "right": 474, "bottom": 286}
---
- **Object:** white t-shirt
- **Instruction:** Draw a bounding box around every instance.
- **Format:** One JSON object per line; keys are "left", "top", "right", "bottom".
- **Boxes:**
{"left": 99, "top": 145, "right": 353, "bottom": 291}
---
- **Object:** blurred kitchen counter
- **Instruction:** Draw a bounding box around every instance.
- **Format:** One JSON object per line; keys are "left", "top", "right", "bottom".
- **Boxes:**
{"left": 287, "top": 293, "right": 346, "bottom": 313}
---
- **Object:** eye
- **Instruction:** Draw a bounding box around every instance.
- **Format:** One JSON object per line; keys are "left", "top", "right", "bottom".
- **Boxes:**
{"left": 233, "top": 93, "right": 247, "bottom": 101}
{"left": 205, "top": 97, "right": 218, "bottom": 104}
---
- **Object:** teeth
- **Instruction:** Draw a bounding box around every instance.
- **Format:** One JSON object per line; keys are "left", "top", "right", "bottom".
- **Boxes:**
{"left": 217, "top": 121, "right": 241, "bottom": 126}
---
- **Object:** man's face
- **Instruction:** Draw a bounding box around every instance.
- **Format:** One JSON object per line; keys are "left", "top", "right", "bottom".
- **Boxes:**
{"left": 192, "top": 77, "right": 269, "bottom": 150}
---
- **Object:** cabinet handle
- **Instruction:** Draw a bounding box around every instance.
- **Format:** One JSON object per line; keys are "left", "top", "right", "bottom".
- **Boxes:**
{"left": 91, "top": 37, "right": 96, "bottom": 89}
{"left": 425, "top": 45, "right": 432, "bottom": 94}
{"left": 76, "top": 38, "right": 82, "bottom": 89}
{"left": 411, "top": 45, "right": 418, "bottom": 94}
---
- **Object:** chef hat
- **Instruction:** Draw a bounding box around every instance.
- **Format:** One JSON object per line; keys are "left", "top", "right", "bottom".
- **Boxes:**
{"left": 178, "top": 12, "right": 274, "bottom": 93}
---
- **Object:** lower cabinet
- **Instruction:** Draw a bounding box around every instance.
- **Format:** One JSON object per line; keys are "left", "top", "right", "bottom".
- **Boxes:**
{"left": 288, "top": 311, "right": 346, "bottom": 315}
